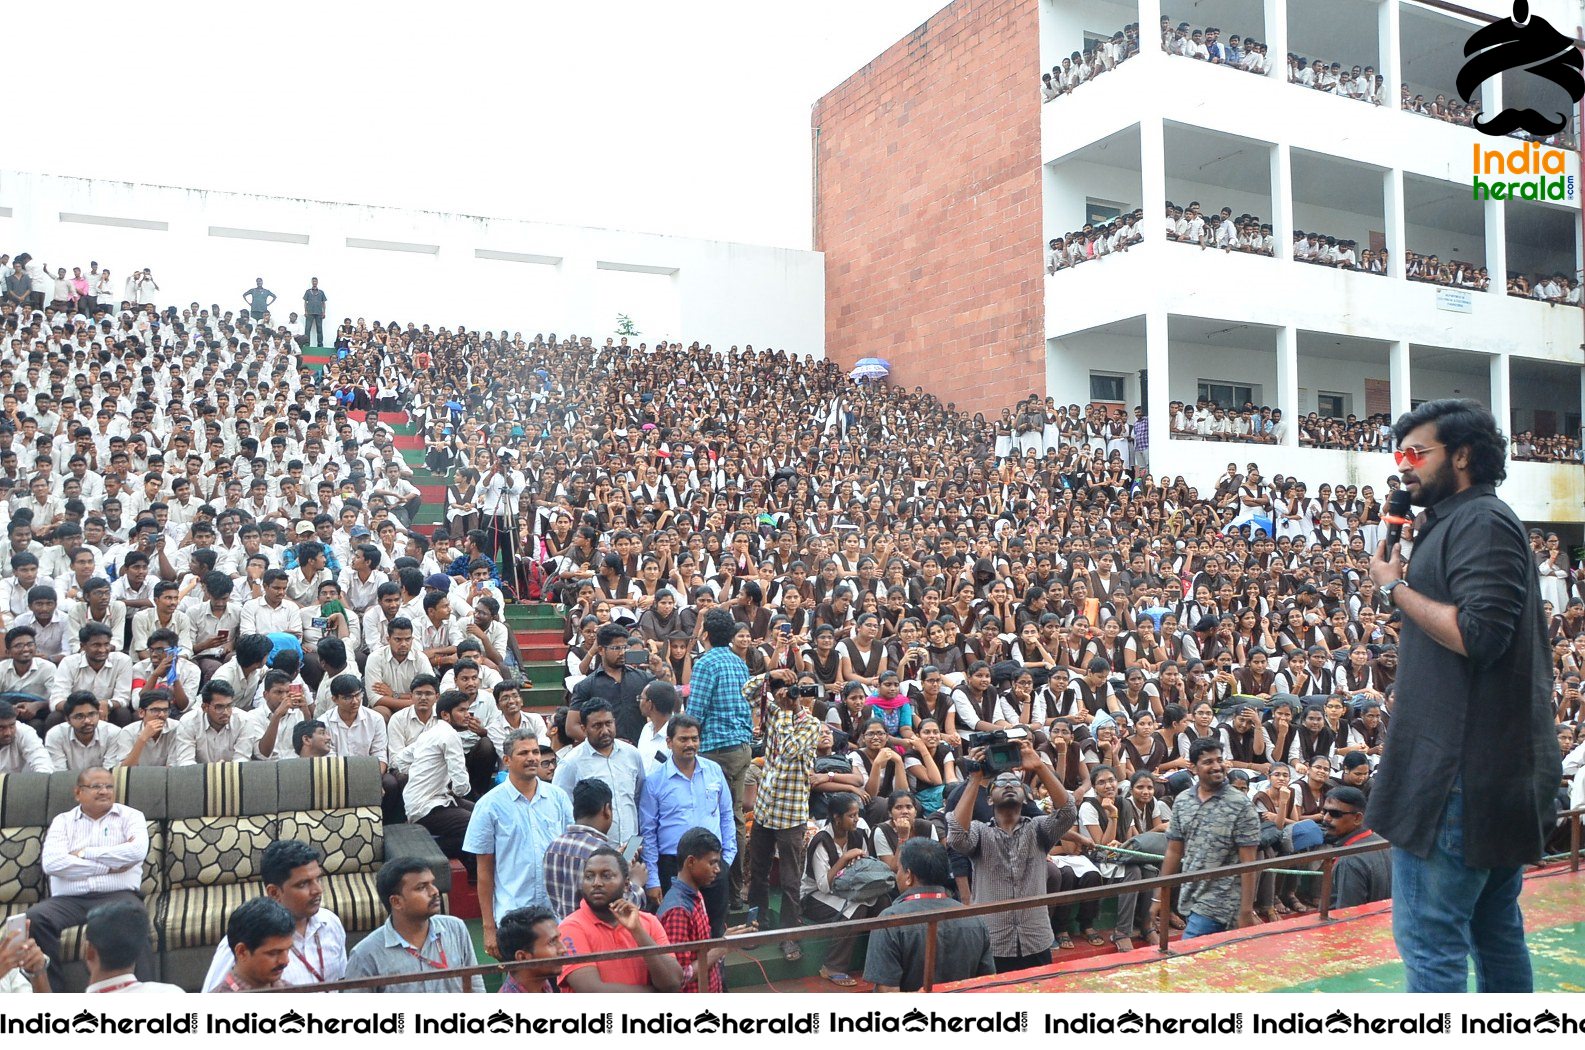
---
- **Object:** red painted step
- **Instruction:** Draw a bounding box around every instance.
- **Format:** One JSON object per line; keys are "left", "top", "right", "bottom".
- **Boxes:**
{"left": 518, "top": 643, "right": 564, "bottom": 662}
{"left": 445, "top": 859, "right": 480, "bottom": 920}
{"left": 393, "top": 434, "right": 424, "bottom": 450}
{"left": 416, "top": 484, "right": 446, "bottom": 504}
{"left": 517, "top": 628, "right": 565, "bottom": 647}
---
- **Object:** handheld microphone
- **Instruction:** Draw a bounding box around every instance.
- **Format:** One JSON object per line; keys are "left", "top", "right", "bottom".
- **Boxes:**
{"left": 1383, "top": 489, "right": 1412, "bottom": 550}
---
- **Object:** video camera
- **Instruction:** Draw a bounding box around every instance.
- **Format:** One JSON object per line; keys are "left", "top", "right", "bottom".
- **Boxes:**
{"left": 960, "top": 726, "right": 1030, "bottom": 776}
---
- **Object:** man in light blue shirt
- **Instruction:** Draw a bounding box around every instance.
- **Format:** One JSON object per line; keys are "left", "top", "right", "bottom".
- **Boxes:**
{"left": 638, "top": 713, "right": 737, "bottom": 935}
{"left": 462, "top": 727, "right": 572, "bottom": 961}
{"left": 553, "top": 700, "right": 647, "bottom": 845}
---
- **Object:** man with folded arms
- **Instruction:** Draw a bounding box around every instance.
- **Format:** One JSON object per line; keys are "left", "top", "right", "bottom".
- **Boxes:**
{"left": 27, "top": 767, "right": 152, "bottom": 990}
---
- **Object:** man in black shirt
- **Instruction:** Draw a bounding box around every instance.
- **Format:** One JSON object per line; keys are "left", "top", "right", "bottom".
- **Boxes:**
{"left": 567, "top": 624, "right": 652, "bottom": 745}
{"left": 1368, "top": 399, "right": 1558, "bottom": 993}
{"left": 1320, "top": 786, "right": 1390, "bottom": 909}
{"left": 864, "top": 839, "right": 993, "bottom": 991}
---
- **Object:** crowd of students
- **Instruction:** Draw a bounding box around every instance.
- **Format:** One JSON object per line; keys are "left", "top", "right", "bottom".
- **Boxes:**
{"left": 1161, "top": 17, "right": 1273, "bottom": 76}
{"left": 0, "top": 238, "right": 1582, "bottom": 995}
{"left": 1294, "top": 231, "right": 1382, "bottom": 273}
{"left": 1042, "top": 23, "right": 1139, "bottom": 102}
{"left": 1288, "top": 55, "right": 1385, "bottom": 106}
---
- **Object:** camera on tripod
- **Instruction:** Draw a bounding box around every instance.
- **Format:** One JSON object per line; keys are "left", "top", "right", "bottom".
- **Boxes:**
{"left": 960, "top": 726, "right": 1030, "bottom": 776}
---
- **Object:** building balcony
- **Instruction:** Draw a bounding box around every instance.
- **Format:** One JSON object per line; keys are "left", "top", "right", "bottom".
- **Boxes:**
{"left": 1150, "top": 436, "right": 1584, "bottom": 524}
{"left": 1041, "top": 52, "right": 1581, "bottom": 190}
{"left": 1044, "top": 239, "right": 1582, "bottom": 361}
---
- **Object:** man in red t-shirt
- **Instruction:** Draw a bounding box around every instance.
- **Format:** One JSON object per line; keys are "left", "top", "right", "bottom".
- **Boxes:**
{"left": 558, "top": 849, "right": 683, "bottom": 992}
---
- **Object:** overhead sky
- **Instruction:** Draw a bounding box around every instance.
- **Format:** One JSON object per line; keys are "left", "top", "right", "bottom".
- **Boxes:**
{"left": 8, "top": 0, "right": 948, "bottom": 250}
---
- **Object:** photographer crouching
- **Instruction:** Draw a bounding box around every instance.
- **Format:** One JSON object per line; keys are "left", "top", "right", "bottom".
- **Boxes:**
{"left": 946, "top": 729, "right": 1076, "bottom": 975}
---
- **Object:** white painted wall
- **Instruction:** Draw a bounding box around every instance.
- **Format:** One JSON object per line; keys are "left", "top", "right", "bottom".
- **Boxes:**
{"left": 1041, "top": 0, "right": 1137, "bottom": 74}
{"left": 0, "top": 170, "right": 825, "bottom": 356}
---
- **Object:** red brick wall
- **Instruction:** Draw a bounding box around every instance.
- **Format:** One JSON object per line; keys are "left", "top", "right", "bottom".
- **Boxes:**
{"left": 814, "top": 0, "right": 1043, "bottom": 415}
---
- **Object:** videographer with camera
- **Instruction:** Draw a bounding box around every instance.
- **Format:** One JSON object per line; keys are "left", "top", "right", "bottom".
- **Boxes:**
{"left": 746, "top": 668, "right": 820, "bottom": 963}
{"left": 946, "top": 728, "right": 1076, "bottom": 974}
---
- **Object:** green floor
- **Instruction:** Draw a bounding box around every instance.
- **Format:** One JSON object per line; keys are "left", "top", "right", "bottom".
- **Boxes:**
{"left": 971, "top": 867, "right": 1585, "bottom": 994}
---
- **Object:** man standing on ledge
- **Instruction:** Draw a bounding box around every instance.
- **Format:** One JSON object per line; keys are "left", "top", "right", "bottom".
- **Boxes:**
{"left": 302, "top": 277, "right": 327, "bottom": 347}
{"left": 242, "top": 278, "right": 276, "bottom": 321}
{"left": 1368, "top": 399, "right": 1558, "bottom": 993}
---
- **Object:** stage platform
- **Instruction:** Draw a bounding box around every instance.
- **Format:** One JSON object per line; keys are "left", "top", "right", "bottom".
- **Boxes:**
{"left": 951, "top": 864, "right": 1585, "bottom": 994}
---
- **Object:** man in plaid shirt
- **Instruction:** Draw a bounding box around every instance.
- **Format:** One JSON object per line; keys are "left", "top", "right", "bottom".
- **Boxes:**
{"left": 542, "top": 779, "right": 648, "bottom": 920}
{"left": 745, "top": 669, "right": 820, "bottom": 961}
{"left": 657, "top": 827, "right": 729, "bottom": 992}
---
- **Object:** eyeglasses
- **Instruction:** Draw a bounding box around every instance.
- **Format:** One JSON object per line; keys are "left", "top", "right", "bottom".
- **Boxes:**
{"left": 1393, "top": 444, "right": 1444, "bottom": 468}
{"left": 1319, "top": 807, "right": 1357, "bottom": 818}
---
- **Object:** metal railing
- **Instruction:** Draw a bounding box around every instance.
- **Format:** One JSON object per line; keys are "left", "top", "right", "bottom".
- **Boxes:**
{"left": 263, "top": 807, "right": 1585, "bottom": 994}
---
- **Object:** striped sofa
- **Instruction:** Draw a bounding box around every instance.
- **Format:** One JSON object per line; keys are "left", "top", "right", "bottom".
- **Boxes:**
{"left": 0, "top": 757, "right": 447, "bottom": 991}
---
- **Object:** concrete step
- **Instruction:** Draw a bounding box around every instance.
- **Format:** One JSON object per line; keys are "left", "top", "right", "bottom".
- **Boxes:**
{"left": 520, "top": 658, "right": 569, "bottom": 682}
{"left": 506, "top": 603, "right": 565, "bottom": 628}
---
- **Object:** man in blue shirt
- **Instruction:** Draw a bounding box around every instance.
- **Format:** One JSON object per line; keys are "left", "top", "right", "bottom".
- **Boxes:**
{"left": 462, "top": 727, "right": 573, "bottom": 961}
{"left": 638, "top": 713, "right": 737, "bottom": 935}
{"left": 685, "top": 608, "right": 752, "bottom": 900}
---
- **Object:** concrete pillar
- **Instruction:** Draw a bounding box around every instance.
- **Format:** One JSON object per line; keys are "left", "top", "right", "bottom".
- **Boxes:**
{"left": 1484, "top": 194, "right": 1507, "bottom": 294}
{"left": 1380, "top": 0, "right": 1401, "bottom": 108}
{"left": 1490, "top": 354, "right": 1512, "bottom": 434}
{"left": 1389, "top": 340, "right": 1412, "bottom": 421}
{"left": 1271, "top": 144, "right": 1293, "bottom": 260}
{"left": 1384, "top": 168, "right": 1406, "bottom": 279}
{"left": 1138, "top": 0, "right": 1165, "bottom": 64}
{"left": 1275, "top": 326, "right": 1300, "bottom": 446}
{"left": 1263, "top": 0, "right": 1287, "bottom": 80}
{"left": 1145, "top": 308, "right": 1171, "bottom": 446}
{"left": 1140, "top": 114, "right": 1168, "bottom": 242}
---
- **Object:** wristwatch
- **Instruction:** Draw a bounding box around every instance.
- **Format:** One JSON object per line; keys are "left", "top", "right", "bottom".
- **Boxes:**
{"left": 1380, "top": 580, "right": 1407, "bottom": 605}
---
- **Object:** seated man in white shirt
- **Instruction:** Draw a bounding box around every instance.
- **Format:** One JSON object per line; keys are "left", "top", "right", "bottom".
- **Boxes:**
{"left": 48, "top": 622, "right": 134, "bottom": 728}
{"left": 251, "top": 670, "right": 316, "bottom": 760}
{"left": 44, "top": 691, "right": 118, "bottom": 772}
{"left": 171, "top": 679, "right": 257, "bottom": 765}
{"left": 382, "top": 673, "right": 440, "bottom": 821}
{"left": 129, "top": 628, "right": 199, "bottom": 718}
{"left": 240, "top": 569, "right": 303, "bottom": 640}
{"left": 323, "top": 672, "right": 388, "bottom": 773}
{"left": 105, "top": 689, "right": 180, "bottom": 768}
{"left": 27, "top": 767, "right": 152, "bottom": 990}
{"left": 0, "top": 623, "right": 58, "bottom": 730}
{"left": 400, "top": 689, "right": 479, "bottom": 874}
{"left": 200, "top": 839, "right": 348, "bottom": 990}
{"left": 0, "top": 699, "right": 53, "bottom": 772}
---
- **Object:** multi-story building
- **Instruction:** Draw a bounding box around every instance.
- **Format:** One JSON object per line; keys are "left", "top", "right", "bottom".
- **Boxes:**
{"left": 816, "top": 0, "right": 1584, "bottom": 525}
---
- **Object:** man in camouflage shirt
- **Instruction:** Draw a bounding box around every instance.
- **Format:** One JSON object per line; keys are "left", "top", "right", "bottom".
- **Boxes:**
{"left": 1153, "top": 738, "right": 1260, "bottom": 938}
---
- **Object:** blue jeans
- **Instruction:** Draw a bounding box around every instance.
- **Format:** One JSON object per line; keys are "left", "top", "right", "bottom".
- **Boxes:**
{"left": 1182, "top": 913, "right": 1228, "bottom": 939}
{"left": 1391, "top": 784, "right": 1532, "bottom": 992}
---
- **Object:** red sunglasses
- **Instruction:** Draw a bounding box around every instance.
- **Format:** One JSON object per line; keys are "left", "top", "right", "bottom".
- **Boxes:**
{"left": 1393, "top": 443, "right": 1443, "bottom": 468}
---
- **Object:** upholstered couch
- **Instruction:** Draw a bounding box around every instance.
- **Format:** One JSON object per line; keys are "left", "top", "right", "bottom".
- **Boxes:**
{"left": 0, "top": 757, "right": 448, "bottom": 991}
